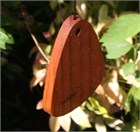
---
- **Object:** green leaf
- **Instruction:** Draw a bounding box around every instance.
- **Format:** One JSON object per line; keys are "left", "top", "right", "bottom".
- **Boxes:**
{"left": 125, "top": 86, "right": 140, "bottom": 114}
{"left": 0, "top": 28, "right": 14, "bottom": 49}
{"left": 6, "top": 34, "right": 14, "bottom": 44}
{"left": 86, "top": 97, "right": 108, "bottom": 115}
{"left": 0, "top": 28, "right": 8, "bottom": 49}
{"left": 103, "top": 40, "right": 132, "bottom": 59}
{"left": 132, "top": 120, "right": 140, "bottom": 132}
{"left": 122, "top": 62, "right": 135, "bottom": 76}
{"left": 45, "top": 45, "right": 51, "bottom": 55}
{"left": 100, "top": 14, "right": 140, "bottom": 43}
{"left": 0, "top": 28, "right": 8, "bottom": 41}
{"left": 130, "top": 87, "right": 140, "bottom": 100}
{"left": 0, "top": 40, "right": 6, "bottom": 49}
{"left": 98, "top": 4, "right": 108, "bottom": 22}
{"left": 44, "top": 45, "right": 51, "bottom": 59}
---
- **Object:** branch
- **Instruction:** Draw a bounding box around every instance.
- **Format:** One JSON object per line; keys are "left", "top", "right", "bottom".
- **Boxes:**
{"left": 105, "top": 64, "right": 119, "bottom": 70}
{"left": 22, "top": 12, "right": 50, "bottom": 63}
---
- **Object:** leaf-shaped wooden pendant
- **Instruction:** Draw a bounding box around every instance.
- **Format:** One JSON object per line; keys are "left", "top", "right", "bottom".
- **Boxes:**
{"left": 43, "top": 15, "right": 104, "bottom": 116}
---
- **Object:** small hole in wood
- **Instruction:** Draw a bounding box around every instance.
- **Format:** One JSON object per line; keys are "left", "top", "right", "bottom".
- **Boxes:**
{"left": 75, "top": 28, "right": 81, "bottom": 37}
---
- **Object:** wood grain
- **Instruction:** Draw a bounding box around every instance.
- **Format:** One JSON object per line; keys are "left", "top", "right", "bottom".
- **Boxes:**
{"left": 43, "top": 15, "right": 105, "bottom": 116}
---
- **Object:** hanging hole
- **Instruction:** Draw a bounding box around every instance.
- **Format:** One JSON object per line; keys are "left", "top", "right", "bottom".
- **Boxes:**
{"left": 75, "top": 28, "right": 81, "bottom": 37}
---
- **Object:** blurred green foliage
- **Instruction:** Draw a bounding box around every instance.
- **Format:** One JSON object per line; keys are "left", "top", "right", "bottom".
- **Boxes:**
{"left": 0, "top": 28, "right": 14, "bottom": 49}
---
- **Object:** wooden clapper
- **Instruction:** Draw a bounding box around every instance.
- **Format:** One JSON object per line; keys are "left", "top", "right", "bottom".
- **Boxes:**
{"left": 43, "top": 15, "right": 105, "bottom": 117}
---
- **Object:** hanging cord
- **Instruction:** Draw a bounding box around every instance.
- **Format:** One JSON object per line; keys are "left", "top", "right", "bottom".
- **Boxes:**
{"left": 73, "top": 0, "right": 77, "bottom": 19}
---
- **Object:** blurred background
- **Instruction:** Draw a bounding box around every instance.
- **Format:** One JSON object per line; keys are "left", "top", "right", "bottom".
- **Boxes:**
{"left": 1, "top": 0, "right": 140, "bottom": 131}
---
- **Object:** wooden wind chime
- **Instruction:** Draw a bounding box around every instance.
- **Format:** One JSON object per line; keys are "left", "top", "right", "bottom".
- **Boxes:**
{"left": 43, "top": 1, "right": 105, "bottom": 117}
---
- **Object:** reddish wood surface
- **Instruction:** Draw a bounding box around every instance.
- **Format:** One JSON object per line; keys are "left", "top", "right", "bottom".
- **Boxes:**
{"left": 43, "top": 15, "right": 105, "bottom": 117}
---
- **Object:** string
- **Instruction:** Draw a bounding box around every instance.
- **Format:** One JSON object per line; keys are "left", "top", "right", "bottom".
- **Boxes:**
{"left": 73, "top": 0, "right": 77, "bottom": 19}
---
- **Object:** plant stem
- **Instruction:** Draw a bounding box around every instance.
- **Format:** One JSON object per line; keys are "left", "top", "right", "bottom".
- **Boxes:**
{"left": 105, "top": 64, "right": 119, "bottom": 70}
{"left": 23, "top": 16, "right": 50, "bottom": 63}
